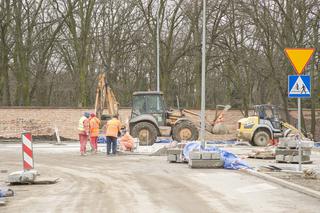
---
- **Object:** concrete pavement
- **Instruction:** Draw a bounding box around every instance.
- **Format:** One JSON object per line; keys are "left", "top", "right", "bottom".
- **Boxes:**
{"left": 0, "top": 143, "right": 319, "bottom": 213}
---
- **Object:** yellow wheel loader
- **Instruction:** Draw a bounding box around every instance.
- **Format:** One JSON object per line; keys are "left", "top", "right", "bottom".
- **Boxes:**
{"left": 237, "top": 104, "right": 303, "bottom": 146}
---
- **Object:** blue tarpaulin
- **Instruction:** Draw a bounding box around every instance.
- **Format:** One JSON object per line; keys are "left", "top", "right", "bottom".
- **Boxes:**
{"left": 155, "top": 138, "right": 172, "bottom": 143}
{"left": 97, "top": 136, "right": 107, "bottom": 143}
{"left": 206, "top": 140, "right": 236, "bottom": 145}
{"left": 183, "top": 142, "right": 251, "bottom": 170}
{"left": 0, "top": 188, "right": 13, "bottom": 198}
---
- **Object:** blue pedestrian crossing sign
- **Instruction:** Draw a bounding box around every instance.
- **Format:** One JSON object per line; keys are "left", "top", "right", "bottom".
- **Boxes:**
{"left": 288, "top": 75, "right": 311, "bottom": 98}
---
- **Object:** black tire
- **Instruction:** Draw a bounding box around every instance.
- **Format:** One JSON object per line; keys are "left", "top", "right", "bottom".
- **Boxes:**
{"left": 252, "top": 130, "right": 270, "bottom": 146}
{"left": 172, "top": 121, "right": 199, "bottom": 142}
{"left": 131, "top": 122, "right": 158, "bottom": 146}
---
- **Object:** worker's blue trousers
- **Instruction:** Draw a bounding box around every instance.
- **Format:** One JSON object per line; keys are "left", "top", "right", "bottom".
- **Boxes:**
{"left": 106, "top": 136, "right": 117, "bottom": 155}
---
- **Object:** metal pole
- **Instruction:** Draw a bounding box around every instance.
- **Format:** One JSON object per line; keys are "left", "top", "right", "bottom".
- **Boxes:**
{"left": 200, "top": 0, "right": 206, "bottom": 148}
{"left": 156, "top": 0, "right": 160, "bottom": 92}
{"left": 298, "top": 98, "right": 302, "bottom": 171}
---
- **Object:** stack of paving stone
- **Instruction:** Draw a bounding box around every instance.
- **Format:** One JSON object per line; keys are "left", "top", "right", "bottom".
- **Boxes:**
{"left": 275, "top": 137, "right": 314, "bottom": 164}
{"left": 167, "top": 148, "right": 185, "bottom": 163}
{"left": 188, "top": 151, "right": 223, "bottom": 168}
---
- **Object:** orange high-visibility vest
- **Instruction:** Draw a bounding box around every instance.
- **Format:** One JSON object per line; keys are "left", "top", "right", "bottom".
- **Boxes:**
{"left": 106, "top": 118, "right": 121, "bottom": 138}
{"left": 90, "top": 117, "right": 100, "bottom": 137}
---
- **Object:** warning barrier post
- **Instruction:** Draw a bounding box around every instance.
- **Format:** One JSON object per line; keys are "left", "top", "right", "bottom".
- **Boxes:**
{"left": 21, "top": 131, "right": 34, "bottom": 171}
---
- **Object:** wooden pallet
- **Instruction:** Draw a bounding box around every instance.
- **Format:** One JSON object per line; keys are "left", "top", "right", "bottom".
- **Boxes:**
{"left": 248, "top": 155, "right": 275, "bottom": 159}
{"left": 248, "top": 152, "right": 275, "bottom": 159}
{"left": 276, "top": 160, "right": 313, "bottom": 164}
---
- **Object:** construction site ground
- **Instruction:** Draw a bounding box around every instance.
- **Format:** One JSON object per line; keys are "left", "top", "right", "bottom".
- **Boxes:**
{"left": 1, "top": 142, "right": 320, "bottom": 212}
{"left": 224, "top": 146, "right": 320, "bottom": 192}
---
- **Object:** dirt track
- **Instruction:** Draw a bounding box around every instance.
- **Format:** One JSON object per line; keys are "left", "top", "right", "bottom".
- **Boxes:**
{"left": 1, "top": 144, "right": 320, "bottom": 213}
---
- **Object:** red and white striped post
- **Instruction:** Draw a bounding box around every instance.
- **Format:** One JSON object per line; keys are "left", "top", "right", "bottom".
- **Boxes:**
{"left": 22, "top": 131, "right": 34, "bottom": 171}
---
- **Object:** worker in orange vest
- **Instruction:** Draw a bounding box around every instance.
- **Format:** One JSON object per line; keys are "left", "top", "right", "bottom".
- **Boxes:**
{"left": 89, "top": 113, "right": 100, "bottom": 154}
{"left": 119, "top": 129, "right": 134, "bottom": 151}
{"left": 78, "top": 112, "right": 90, "bottom": 156}
{"left": 105, "top": 115, "right": 121, "bottom": 156}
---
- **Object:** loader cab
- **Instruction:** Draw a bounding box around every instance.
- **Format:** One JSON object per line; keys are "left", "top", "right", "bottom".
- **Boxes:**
{"left": 131, "top": 91, "right": 166, "bottom": 126}
{"left": 254, "top": 105, "right": 281, "bottom": 130}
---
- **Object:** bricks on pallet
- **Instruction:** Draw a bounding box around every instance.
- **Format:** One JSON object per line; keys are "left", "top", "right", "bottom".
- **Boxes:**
{"left": 278, "top": 137, "right": 290, "bottom": 148}
{"left": 176, "top": 155, "right": 183, "bottom": 163}
{"left": 167, "top": 148, "right": 182, "bottom": 155}
{"left": 167, "top": 154, "right": 177, "bottom": 162}
{"left": 284, "top": 155, "right": 293, "bottom": 162}
{"left": 303, "top": 150, "right": 312, "bottom": 156}
{"left": 276, "top": 149, "right": 296, "bottom": 156}
{"left": 211, "top": 152, "right": 221, "bottom": 160}
{"left": 301, "top": 141, "right": 314, "bottom": 148}
{"left": 287, "top": 140, "right": 298, "bottom": 148}
{"left": 275, "top": 148, "right": 312, "bottom": 156}
{"left": 275, "top": 155, "right": 284, "bottom": 161}
{"left": 188, "top": 159, "right": 223, "bottom": 168}
{"left": 201, "top": 152, "right": 212, "bottom": 160}
{"left": 293, "top": 155, "right": 310, "bottom": 162}
{"left": 189, "top": 151, "right": 201, "bottom": 160}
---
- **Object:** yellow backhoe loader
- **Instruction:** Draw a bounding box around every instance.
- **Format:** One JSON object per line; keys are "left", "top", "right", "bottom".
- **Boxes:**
{"left": 237, "top": 104, "right": 304, "bottom": 146}
{"left": 94, "top": 71, "right": 231, "bottom": 145}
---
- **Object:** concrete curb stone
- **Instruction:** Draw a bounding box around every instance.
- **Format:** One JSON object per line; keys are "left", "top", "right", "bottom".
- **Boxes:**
{"left": 243, "top": 169, "right": 320, "bottom": 200}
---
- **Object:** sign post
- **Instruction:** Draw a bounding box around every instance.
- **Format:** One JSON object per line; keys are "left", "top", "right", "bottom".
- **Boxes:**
{"left": 285, "top": 48, "right": 314, "bottom": 171}
{"left": 200, "top": 0, "right": 206, "bottom": 148}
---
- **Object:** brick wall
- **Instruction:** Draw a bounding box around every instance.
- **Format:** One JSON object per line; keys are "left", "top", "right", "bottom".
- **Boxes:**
{"left": 0, "top": 108, "right": 131, "bottom": 140}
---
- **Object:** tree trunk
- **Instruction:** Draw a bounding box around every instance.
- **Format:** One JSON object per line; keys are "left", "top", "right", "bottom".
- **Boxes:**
{"left": 310, "top": 17, "right": 319, "bottom": 139}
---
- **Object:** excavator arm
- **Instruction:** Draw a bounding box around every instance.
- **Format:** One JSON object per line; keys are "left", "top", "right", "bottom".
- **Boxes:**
{"left": 94, "top": 73, "right": 119, "bottom": 120}
{"left": 181, "top": 105, "right": 231, "bottom": 134}
{"left": 281, "top": 121, "right": 305, "bottom": 138}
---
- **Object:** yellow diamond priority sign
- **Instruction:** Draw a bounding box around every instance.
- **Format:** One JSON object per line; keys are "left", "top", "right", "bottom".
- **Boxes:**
{"left": 284, "top": 48, "right": 315, "bottom": 75}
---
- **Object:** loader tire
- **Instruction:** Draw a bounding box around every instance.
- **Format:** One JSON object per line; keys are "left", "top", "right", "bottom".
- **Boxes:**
{"left": 172, "top": 121, "right": 199, "bottom": 142}
{"left": 252, "top": 130, "right": 270, "bottom": 146}
{"left": 131, "top": 122, "right": 157, "bottom": 146}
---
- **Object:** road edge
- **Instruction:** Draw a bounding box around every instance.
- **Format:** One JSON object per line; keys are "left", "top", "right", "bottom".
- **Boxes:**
{"left": 243, "top": 169, "right": 320, "bottom": 200}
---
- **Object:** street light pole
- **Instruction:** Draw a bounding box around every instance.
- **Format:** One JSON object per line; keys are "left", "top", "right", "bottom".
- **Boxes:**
{"left": 200, "top": 0, "right": 206, "bottom": 148}
{"left": 156, "top": 0, "right": 160, "bottom": 92}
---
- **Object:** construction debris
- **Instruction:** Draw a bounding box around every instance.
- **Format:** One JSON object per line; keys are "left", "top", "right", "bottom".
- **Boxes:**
{"left": 303, "top": 169, "right": 320, "bottom": 179}
{"left": 0, "top": 198, "right": 6, "bottom": 206}
{"left": 275, "top": 137, "right": 314, "bottom": 164}
{"left": 8, "top": 170, "right": 38, "bottom": 184}
{"left": 8, "top": 170, "right": 58, "bottom": 185}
